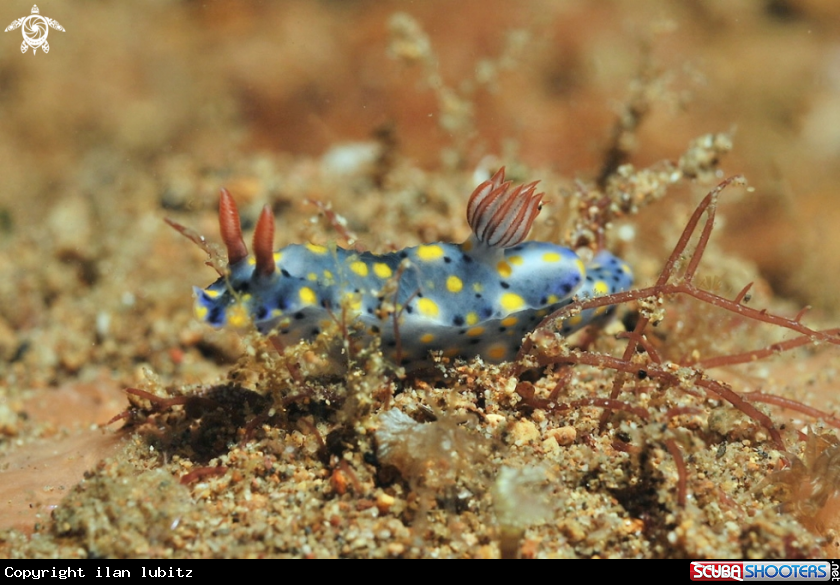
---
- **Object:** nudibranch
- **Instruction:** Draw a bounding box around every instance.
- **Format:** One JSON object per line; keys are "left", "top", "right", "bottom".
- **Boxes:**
{"left": 193, "top": 168, "right": 633, "bottom": 365}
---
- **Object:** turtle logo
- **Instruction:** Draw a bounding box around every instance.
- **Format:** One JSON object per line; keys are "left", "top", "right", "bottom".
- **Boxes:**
{"left": 5, "top": 5, "right": 64, "bottom": 55}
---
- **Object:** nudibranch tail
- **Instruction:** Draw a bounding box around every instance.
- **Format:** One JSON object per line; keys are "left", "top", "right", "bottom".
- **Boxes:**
{"left": 253, "top": 205, "right": 276, "bottom": 278}
{"left": 466, "top": 167, "right": 544, "bottom": 249}
{"left": 219, "top": 188, "right": 248, "bottom": 265}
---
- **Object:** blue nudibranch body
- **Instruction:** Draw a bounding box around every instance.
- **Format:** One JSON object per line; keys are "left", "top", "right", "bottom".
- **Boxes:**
{"left": 193, "top": 168, "right": 633, "bottom": 365}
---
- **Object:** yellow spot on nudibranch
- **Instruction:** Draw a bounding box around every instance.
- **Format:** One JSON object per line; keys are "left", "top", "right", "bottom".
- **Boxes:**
{"left": 204, "top": 288, "right": 221, "bottom": 299}
{"left": 567, "top": 315, "right": 582, "bottom": 327}
{"left": 350, "top": 261, "right": 369, "bottom": 277}
{"left": 299, "top": 286, "right": 317, "bottom": 306}
{"left": 547, "top": 294, "right": 559, "bottom": 304}
{"left": 194, "top": 304, "right": 208, "bottom": 320}
{"left": 420, "top": 333, "right": 435, "bottom": 344}
{"left": 543, "top": 252, "right": 562, "bottom": 263}
{"left": 488, "top": 345, "right": 508, "bottom": 361}
{"left": 274, "top": 252, "right": 282, "bottom": 263}
{"left": 226, "top": 304, "right": 250, "bottom": 328}
{"left": 417, "top": 298, "right": 439, "bottom": 317}
{"left": 594, "top": 280, "right": 609, "bottom": 295}
{"left": 466, "top": 312, "right": 479, "bottom": 326}
{"left": 373, "top": 263, "right": 392, "bottom": 279}
{"left": 576, "top": 259, "right": 585, "bottom": 274}
{"left": 306, "top": 243, "right": 328, "bottom": 255}
{"left": 501, "top": 316, "right": 518, "bottom": 327}
{"left": 417, "top": 244, "right": 444, "bottom": 261}
{"left": 508, "top": 255, "right": 523, "bottom": 266}
{"left": 500, "top": 292, "right": 525, "bottom": 312}
{"left": 446, "top": 275, "right": 463, "bottom": 293}
{"left": 307, "top": 272, "right": 318, "bottom": 281}
{"left": 472, "top": 282, "right": 483, "bottom": 293}
{"left": 342, "top": 292, "right": 362, "bottom": 313}
{"left": 466, "top": 326, "right": 485, "bottom": 337}
{"left": 497, "top": 261, "right": 512, "bottom": 278}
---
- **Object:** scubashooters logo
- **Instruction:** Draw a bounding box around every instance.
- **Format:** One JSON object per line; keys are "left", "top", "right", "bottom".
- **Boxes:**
{"left": 5, "top": 5, "right": 64, "bottom": 55}
{"left": 690, "top": 561, "right": 835, "bottom": 582}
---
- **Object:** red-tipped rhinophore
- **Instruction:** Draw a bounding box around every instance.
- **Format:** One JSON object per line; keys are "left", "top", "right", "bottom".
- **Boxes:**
{"left": 219, "top": 188, "right": 248, "bottom": 265}
{"left": 466, "top": 167, "right": 544, "bottom": 249}
{"left": 253, "top": 204, "right": 276, "bottom": 277}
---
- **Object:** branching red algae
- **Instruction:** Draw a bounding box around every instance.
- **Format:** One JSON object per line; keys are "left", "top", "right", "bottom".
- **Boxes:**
{"left": 512, "top": 175, "right": 840, "bottom": 514}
